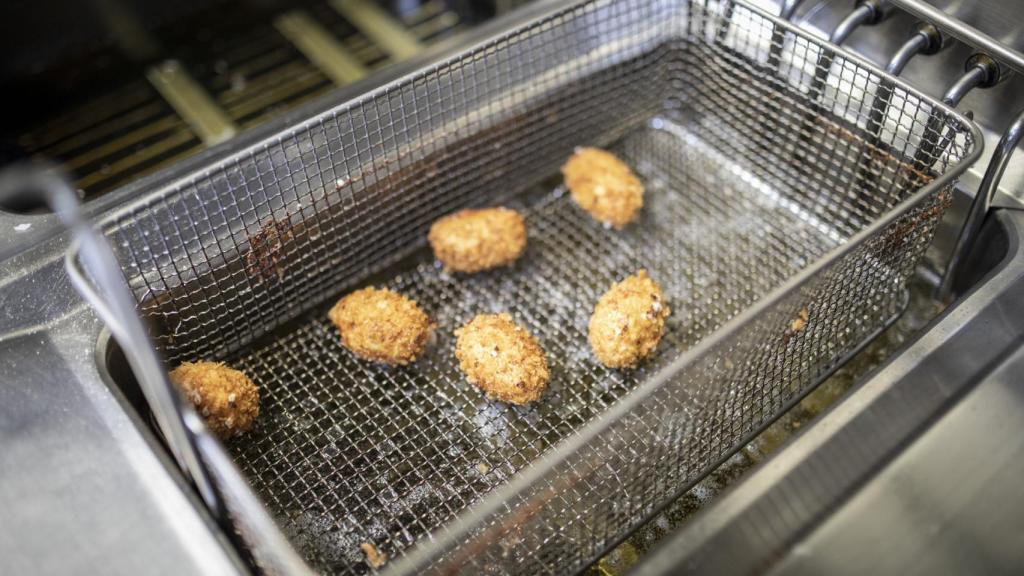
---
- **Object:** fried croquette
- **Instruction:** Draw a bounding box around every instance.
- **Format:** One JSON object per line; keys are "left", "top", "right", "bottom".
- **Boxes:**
{"left": 561, "top": 147, "right": 644, "bottom": 229}
{"left": 428, "top": 207, "right": 527, "bottom": 273}
{"left": 360, "top": 542, "right": 387, "bottom": 569}
{"left": 169, "top": 361, "right": 259, "bottom": 439}
{"left": 589, "top": 270, "right": 670, "bottom": 368}
{"left": 329, "top": 287, "right": 432, "bottom": 365}
{"left": 454, "top": 313, "right": 549, "bottom": 405}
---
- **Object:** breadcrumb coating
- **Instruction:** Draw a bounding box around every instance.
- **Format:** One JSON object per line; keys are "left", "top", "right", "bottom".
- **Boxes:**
{"left": 454, "top": 313, "right": 549, "bottom": 405}
{"left": 169, "top": 361, "right": 260, "bottom": 439}
{"left": 561, "top": 147, "right": 644, "bottom": 229}
{"left": 360, "top": 542, "right": 387, "bottom": 569}
{"left": 329, "top": 287, "right": 432, "bottom": 365}
{"left": 428, "top": 207, "right": 527, "bottom": 273}
{"left": 588, "top": 270, "right": 670, "bottom": 368}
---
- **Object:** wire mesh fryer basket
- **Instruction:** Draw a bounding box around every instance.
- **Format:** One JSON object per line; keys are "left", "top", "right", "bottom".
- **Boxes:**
{"left": 91, "top": 0, "right": 980, "bottom": 574}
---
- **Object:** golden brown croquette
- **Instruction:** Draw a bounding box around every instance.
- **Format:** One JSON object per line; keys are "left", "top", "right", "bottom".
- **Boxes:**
{"left": 169, "top": 361, "right": 259, "bottom": 439}
{"left": 588, "top": 270, "right": 670, "bottom": 368}
{"left": 329, "top": 287, "right": 432, "bottom": 365}
{"left": 454, "top": 313, "right": 549, "bottom": 405}
{"left": 561, "top": 147, "right": 644, "bottom": 229}
{"left": 360, "top": 542, "right": 387, "bottom": 569}
{"left": 428, "top": 207, "right": 527, "bottom": 273}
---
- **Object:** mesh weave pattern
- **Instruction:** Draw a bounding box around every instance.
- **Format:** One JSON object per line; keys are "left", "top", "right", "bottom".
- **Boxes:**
{"left": 100, "top": 0, "right": 976, "bottom": 574}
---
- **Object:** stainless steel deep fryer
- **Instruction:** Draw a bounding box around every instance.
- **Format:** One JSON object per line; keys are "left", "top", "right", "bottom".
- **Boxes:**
{"left": 72, "top": 0, "right": 979, "bottom": 574}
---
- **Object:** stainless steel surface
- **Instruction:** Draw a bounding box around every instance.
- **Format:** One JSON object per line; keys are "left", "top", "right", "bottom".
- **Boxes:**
{"left": 940, "top": 107, "right": 1024, "bottom": 300}
{"left": 8, "top": 0, "right": 1024, "bottom": 575}
{"left": 35, "top": 167, "right": 224, "bottom": 523}
{"left": 629, "top": 208, "right": 1024, "bottom": 576}
{"left": 793, "top": 0, "right": 1024, "bottom": 215}
{"left": 888, "top": 0, "right": 1024, "bottom": 75}
{"left": 780, "top": 0, "right": 805, "bottom": 20}
{"left": 85, "top": 0, "right": 980, "bottom": 573}
{"left": 767, "top": 346, "right": 1024, "bottom": 576}
{"left": 0, "top": 237, "right": 244, "bottom": 575}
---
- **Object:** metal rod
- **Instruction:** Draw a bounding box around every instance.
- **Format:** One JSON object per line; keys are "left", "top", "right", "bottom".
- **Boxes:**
{"left": 887, "top": 29, "right": 929, "bottom": 75}
{"left": 2, "top": 166, "right": 225, "bottom": 520}
{"left": 766, "top": 0, "right": 805, "bottom": 71}
{"left": 913, "top": 56, "right": 1000, "bottom": 174}
{"left": 146, "top": 60, "right": 237, "bottom": 145}
{"left": 329, "top": 0, "right": 422, "bottom": 61}
{"left": 944, "top": 65, "right": 989, "bottom": 107}
{"left": 854, "top": 24, "right": 944, "bottom": 197}
{"left": 715, "top": 0, "right": 736, "bottom": 46}
{"left": 794, "top": 1, "right": 890, "bottom": 188}
{"left": 938, "top": 108, "right": 1024, "bottom": 301}
{"left": 275, "top": 10, "right": 368, "bottom": 86}
{"left": 830, "top": 2, "right": 876, "bottom": 44}
{"left": 807, "top": 1, "right": 890, "bottom": 108}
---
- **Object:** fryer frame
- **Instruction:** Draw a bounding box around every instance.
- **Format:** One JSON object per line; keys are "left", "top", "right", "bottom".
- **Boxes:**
{"left": 69, "top": 0, "right": 983, "bottom": 574}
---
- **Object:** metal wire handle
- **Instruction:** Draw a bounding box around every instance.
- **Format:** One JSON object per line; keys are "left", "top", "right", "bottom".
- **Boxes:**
{"left": 938, "top": 107, "right": 1024, "bottom": 301}
{"left": 17, "top": 168, "right": 318, "bottom": 575}
{"left": 14, "top": 166, "right": 225, "bottom": 518}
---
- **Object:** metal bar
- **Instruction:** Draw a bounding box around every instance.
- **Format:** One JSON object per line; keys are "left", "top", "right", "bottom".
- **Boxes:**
{"left": 329, "top": 0, "right": 423, "bottom": 61}
{"left": 715, "top": 1, "right": 736, "bottom": 46}
{"left": 19, "top": 166, "right": 225, "bottom": 522}
{"left": 224, "top": 67, "right": 331, "bottom": 119}
{"left": 766, "top": 0, "right": 805, "bottom": 72}
{"left": 34, "top": 102, "right": 167, "bottom": 158}
{"left": 887, "top": 0, "right": 1024, "bottom": 76}
{"left": 274, "top": 10, "right": 369, "bottom": 86}
{"left": 887, "top": 30, "right": 930, "bottom": 75}
{"left": 794, "top": 1, "right": 888, "bottom": 196}
{"left": 410, "top": 10, "right": 461, "bottom": 40}
{"left": 938, "top": 107, "right": 1024, "bottom": 301}
{"left": 401, "top": 0, "right": 444, "bottom": 25}
{"left": 19, "top": 85, "right": 153, "bottom": 151}
{"left": 943, "top": 65, "right": 989, "bottom": 107}
{"left": 74, "top": 129, "right": 198, "bottom": 189}
{"left": 60, "top": 116, "right": 181, "bottom": 171}
{"left": 830, "top": 2, "right": 875, "bottom": 44}
{"left": 853, "top": 24, "right": 944, "bottom": 198}
{"left": 912, "top": 56, "right": 999, "bottom": 175}
{"left": 146, "top": 60, "right": 238, "bottom": 146}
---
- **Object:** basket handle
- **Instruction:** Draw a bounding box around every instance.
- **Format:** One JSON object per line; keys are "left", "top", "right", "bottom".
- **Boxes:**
{"left": 22, "top": 166, "right": 225, "bottom": 518}
{"left": 938, "top": 107, "right": 1024, "bottom": 301}
{"left": 29, "top": 168, "right": 318, "bottom": 575}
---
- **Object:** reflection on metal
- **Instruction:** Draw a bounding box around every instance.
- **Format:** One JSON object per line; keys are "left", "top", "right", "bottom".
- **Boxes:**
{"left": 275, "top": 11, "right": 368, "bottom": 86}
{"left": 330, "top": 0, "right": 423, "bottom": 61}
{"left": 886, "top": 23, "right": 945, "bottom": 76}
{"left": 829, "top": 0, "right": 889, "bottom": 45}
{"left": 147, "top": 60, "right": 237, "bottom": 145}
{"left": 888, "top": 0, "right": 1024, "bottom": 75}
{"left": 942, "top": 54, "right": 1002, "bottom": 108}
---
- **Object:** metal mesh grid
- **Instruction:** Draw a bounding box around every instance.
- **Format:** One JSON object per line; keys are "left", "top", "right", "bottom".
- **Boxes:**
{"left": 97, "top": 0, "right": 977, "bottom": 574}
